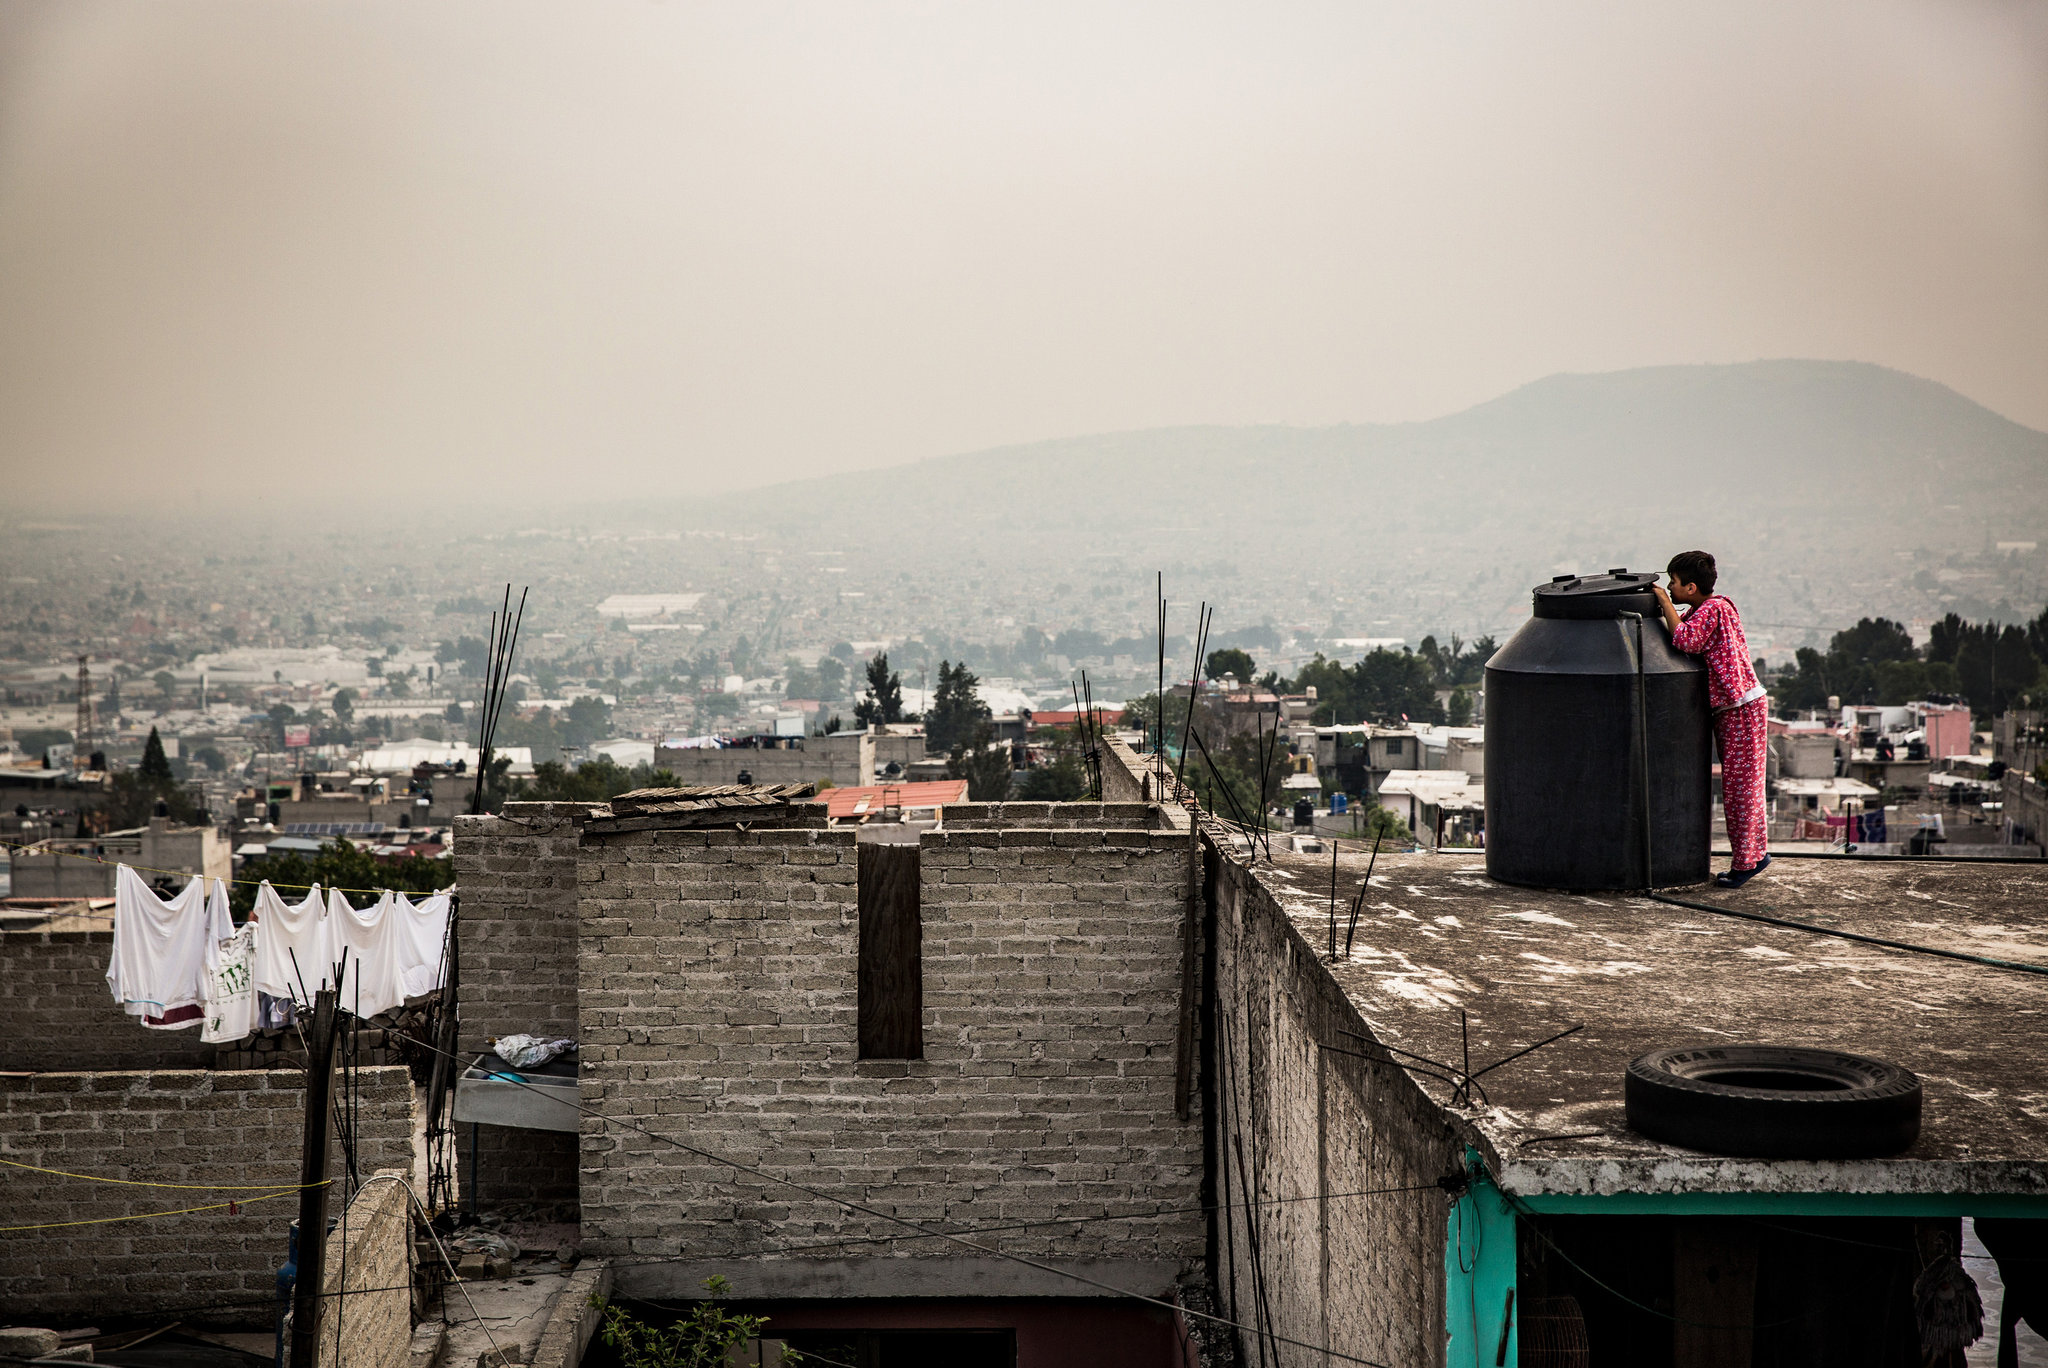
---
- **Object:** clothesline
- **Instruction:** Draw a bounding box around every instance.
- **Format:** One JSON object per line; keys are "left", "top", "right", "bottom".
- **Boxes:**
{"left": 0, "top": 1155, "right": 333, "bottom": 1193}
{"left": 0, "top": 837, "right": 452, "bottom": 899}
{"left": 105, "top": 865, "right": 452, "bottom": 1043}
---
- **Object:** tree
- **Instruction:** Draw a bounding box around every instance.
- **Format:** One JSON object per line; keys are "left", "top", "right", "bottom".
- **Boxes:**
{"left": 924, "top": 660, "right": 991, "bottom": 755}
{"left": 1190, "top": 724, "right": 1290, "bottom": 831}
{"left": 853, "top": 653, "right": 906, "bottom": 728}
{"left": 1205, "top": 648, "right": 1255, "bottom": 683}
{"left": 153, "top": 670, "right": 177, "bottom": 700}
{"left": 946, "top": 721, "right": 1013, "bottom": 801}
{"left": 331, "top": 687, "right": 355, "bottom": 719}
{"left": 444, "top": 701, "right": 466, "bottom": 727}
{"left": 139, "top": 727, "right": 174, "bottom": 784}
{"left": 229, "top": 839, "right": 451, "bottom": 917}
{"left": 1285, "top": 649, "right": 1442, "bottom": 726}
{"left": 1447, "top": 689, "right": 1474, "bottom": 727}
{"left": 1356, "top": 799, "right": 1415, "bottom": 845}
{"left": 1016, "top": 724, "right": 1089, "bottom": 800}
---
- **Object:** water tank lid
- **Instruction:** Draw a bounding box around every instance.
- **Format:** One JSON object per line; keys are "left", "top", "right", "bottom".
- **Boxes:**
{"left": 1534, "top": 570, "right": 1659, "bottom": 600}
{"left": 1530, "top": 570, "right": 1663, "bottom": 619}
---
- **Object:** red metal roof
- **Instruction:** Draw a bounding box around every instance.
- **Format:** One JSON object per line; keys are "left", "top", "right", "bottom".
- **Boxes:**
{"left": 823, "top": 780, "right": 969, "bottom": 820}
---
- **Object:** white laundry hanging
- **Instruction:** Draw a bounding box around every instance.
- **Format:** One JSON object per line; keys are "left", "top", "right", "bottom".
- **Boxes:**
{"left": 249, "top": 881, "right": 335, "bottom": 1002}
{"left": 106, "top": 865, "right": 234, "bottom": 1029}
{"left": 328, "top": 888, "right": 408, "bottom": 1021}
{"left": 201, "top": 922, "right": 258, "bottom": 1044}
{"left": 391, "top": 891, "right": 452, "bottom": 1000}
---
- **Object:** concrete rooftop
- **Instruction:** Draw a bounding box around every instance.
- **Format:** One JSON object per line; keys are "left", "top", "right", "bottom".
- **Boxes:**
{"left": 1257, "top": 849, "right": 2048, "bottom": 1199}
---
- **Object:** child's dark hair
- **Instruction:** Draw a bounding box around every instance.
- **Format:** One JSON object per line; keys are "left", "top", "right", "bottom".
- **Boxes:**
{"left": 1667, "top": 550, "right": 1717, "bottom": 595}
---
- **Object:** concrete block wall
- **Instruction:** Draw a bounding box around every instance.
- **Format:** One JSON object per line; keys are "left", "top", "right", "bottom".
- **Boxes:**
{"left": 575, "top": 822, "right": 1206, "bottom": 1298}
{"left": 0, "top": 1066, "right": 415, "bottom": 1325}
{"left": 318, "top": 1169, "right": 416, "bottom": 1368}
{"left": 940, "top": 801, "right": 1163, "bottom": 830}
{"left": 0, "top": 926, "right": 216, "bottom": 1072}
{"left": 451, "top": 803, "right": 591, "bottom": 1213}
{"left": 1211, "top": 847, "right": 1458, "bottom": 1368}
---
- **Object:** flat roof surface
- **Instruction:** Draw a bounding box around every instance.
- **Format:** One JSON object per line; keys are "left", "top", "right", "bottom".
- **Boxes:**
{"left": 1258, "top": 850, "right": 2048, "bottom": 1198}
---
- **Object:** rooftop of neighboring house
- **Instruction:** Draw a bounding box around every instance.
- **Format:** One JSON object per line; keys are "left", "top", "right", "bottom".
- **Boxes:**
{"left": 821, "top": 778, "right": 969, "bottom": 821}
{"left": 1254, "top": 847, "right": 2048, "bottom": 1197}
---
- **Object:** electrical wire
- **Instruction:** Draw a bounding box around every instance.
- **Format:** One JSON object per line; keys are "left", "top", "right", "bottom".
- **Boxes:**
{"left": 1647, "top": 889, "right": 2048, "bottom": 978}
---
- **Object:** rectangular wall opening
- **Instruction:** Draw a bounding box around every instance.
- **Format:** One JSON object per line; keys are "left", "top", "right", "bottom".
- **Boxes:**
{"left": 857, "top": 841, "right": 922, "bottom": 1059}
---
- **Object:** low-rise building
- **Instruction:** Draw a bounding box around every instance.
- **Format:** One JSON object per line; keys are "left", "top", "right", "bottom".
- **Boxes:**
{"left": 6, "top": 814, "right": 230, "bottom": 899}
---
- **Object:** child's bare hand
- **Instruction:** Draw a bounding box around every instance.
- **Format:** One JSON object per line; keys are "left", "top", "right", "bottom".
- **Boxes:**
{"left": 1650, "top": 583, "right": 1672, "bottom": 606}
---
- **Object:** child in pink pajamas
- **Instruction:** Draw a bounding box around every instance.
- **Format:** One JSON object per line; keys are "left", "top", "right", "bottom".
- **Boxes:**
{"left": 1652, "top": 550, "right": 1772, "bottom": 888}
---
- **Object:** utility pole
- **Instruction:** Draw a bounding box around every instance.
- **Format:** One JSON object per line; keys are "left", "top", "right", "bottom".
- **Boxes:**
{"left": 290, "top": 989, "right": 339, "bottom": 1368}
{"left": 74, "top": 656, "right": 95, "bottom": 770}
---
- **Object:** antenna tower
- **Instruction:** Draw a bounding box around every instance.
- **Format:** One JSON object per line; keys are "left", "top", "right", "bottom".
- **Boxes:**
{"left": 74, "top": 656, "right": 96, "bottom": 768}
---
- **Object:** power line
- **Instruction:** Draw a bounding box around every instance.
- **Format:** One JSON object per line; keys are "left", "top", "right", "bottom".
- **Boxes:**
{"left": 1647, "top": 889, "right": 2048, "bottom": 978}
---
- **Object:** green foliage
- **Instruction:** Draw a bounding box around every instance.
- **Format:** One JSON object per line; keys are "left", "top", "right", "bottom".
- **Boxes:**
{"left": 230, "top": 839, "right": 452, "bottom": 917}
{"left": 1775, "top": 609, "right": 2042, "bottom": 717}
{"left": 489, "top": 697, "right": 613, "bottom": 762}
{"left": 1205, "top": 647, "right": 1255, "bottom": 683}
{"left": 1357, "top": 801, "right": 1415, "bottom": 845}
{"left": 1190, "top": 726, "right": 1288, "bottom": 830}
{"left": 1416, "top": 634, "right": 1493, "bottom": 688}
{"left": 853, "top": 652, "right": 906, "bottom": 728}
{"left": 945, "top": 720, "right": 1013, "bottom": 801}
{"left": 1015, "top": 748, "right": 1088, "bottom": 800}
{"left": 515, "top": 757, "right": 639, "bottom": 803}
{"left": 101, "top": 769, "right": 205, "bottom": 831}
{"left": 153, "top": 670, "right": 177, "bottom": 699}
{"left": 1285, "top": 650, "right": 1444, "bottom": 726}
{"left": 1446, "top": 689, "right": 1474, "bottom": 727}
{"left": 331, "top": 688, "right": 356, "bottom": 719}
{"left": 193, "top": 746, "right": 229, "bottom": 773}
{"left": 783, "top": 655, "right": 848, "bottom": 701}
{"left": 139, "top": 727, "right": 175, "bottom": 783}
{"left": 924, "top": 660, "right": 991, "bottom": 756}
{"left": 15, "top": 727, "right": 72, "bottom": 758}
{"left": 595, "top": 1279, "right": 793, "bottom": 1368}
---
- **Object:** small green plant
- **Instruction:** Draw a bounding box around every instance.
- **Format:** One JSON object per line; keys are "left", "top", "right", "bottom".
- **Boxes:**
{"left": 593, "top": 1277, "right": 797, "bottom": 1368}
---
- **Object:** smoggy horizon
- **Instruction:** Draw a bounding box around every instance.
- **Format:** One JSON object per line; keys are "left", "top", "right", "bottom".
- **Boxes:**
{"left": 3, "top": 2, "right": 2045, "bottom": 515}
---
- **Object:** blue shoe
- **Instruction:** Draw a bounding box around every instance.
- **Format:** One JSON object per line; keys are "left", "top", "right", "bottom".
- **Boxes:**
{"left": 1715, "top": 854, "right": 1772, "bottom": 889}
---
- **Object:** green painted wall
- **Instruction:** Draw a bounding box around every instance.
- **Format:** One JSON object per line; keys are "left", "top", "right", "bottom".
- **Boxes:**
{"left": 1446, "top": 1150, "right": 2048, "bottom": 1364}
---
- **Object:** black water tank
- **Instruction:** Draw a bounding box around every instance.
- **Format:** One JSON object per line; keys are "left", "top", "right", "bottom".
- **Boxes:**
{"left": 1485, "top": 570, "right": 1711, "bottom": 890}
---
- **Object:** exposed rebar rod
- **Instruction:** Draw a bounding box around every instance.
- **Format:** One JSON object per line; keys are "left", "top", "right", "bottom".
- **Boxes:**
{"left": 1342, "top": 828, "right": 1385, "bottom": 957}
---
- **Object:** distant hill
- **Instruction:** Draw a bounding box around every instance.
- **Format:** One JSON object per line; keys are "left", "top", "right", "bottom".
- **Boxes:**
{"left": 685, "top": 360, "right": 2047, "bottom": 539}
{"left": 657, "top": 359, "right": 2048, "bottom": 642}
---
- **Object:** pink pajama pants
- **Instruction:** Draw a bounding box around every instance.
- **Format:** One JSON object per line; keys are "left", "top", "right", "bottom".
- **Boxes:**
{"left": 1715, "top": 697, "right": 1769, "bottom": 871}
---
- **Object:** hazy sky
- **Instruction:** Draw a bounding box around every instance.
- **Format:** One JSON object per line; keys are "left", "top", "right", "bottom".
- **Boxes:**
{"left": 2, "top": 1, "right": 2044, "bottom": 513}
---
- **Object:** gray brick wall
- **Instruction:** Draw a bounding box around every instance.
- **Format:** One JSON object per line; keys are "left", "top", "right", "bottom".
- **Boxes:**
{"left": 0, "top": 927, "right": 216, "bottom": 1072}
{"left": 0, "top": 1066, "right": 415, "bottom": 1326}
{"left": 317, "top": 1170, "right": 416, "bottom": 1368}
{"left": 575, "top": 822, "right": 1206, "bottom": 1296}
{"left": 1211, "top": 848, "right": 1457, "bottom": 1368}
{"left": 451, "top": 803, "right": 590, "bottom": 1212}
{"left": 939, "top": 801, "right": 1163, "bottom": 829}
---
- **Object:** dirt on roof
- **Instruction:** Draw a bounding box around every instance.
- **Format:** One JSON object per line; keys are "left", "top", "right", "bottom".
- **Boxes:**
{"left": 1256, "top": 848, "right": 2048, "bottom": 1197}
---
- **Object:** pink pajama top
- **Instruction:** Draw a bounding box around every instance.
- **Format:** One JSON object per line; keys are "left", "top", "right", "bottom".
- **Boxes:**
{"left": 1670, "top": 596, "right": 1765, "bottom": 712}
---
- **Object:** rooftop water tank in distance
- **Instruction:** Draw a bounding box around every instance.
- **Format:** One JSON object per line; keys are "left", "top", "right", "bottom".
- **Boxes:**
{"left": 1485, "top": 570, "right": 1711, "bottom": 890}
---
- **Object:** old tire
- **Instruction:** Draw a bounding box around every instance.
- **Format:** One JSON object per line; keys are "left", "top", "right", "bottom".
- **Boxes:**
{"left": 1624, "top": 1045, "right": 1921, "bottom": 1158}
